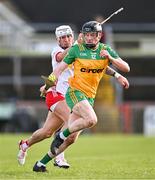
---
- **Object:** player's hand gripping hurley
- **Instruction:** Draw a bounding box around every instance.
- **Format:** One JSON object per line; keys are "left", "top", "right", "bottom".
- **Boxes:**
{"left": 40, "top": 74, "right": 57, "bottom": 97}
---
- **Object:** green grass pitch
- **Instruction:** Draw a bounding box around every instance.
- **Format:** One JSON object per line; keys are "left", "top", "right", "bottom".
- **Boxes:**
{"left": 0, "top": 133, "right": 155, "bottom": 179}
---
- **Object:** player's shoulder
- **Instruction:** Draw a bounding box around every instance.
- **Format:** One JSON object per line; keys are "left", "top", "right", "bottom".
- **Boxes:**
{"left": 99, "top": 42, "right": 109, "bottom": 49}
{"left": 52, "top": 45, "right": 63, "bottom": 54}
{"left": 67, "top": 43, "right": 85, "bottom": 55}
{"left": 72, "top": 43, "right": 86, "bottom": 52}
{"left": 68, "top": 43, "right": 80, "bottom": 52}
{"left": 71, "top": 43, "right": 79, "bottom": 49}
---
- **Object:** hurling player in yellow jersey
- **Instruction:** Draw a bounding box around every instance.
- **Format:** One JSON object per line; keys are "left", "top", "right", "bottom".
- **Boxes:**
{"left": 43, "top": 21, "right": 130, "bottom": 157}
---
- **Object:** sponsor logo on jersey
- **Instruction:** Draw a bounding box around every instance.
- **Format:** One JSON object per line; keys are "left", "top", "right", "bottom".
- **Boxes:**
{"left": 80, "top": 68, "right": 104, "bottom": 73}
{"left": 80, "top": 52, "right": 87, "bottom": 56}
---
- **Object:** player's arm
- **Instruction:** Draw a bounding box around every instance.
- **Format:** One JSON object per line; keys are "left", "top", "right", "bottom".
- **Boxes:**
{"left": 56, "top": 48, "right": 70, "bottom": 62}
{"left": 42, "top": 46, "right": 76, "bottom": 89}
{"left": 42, "top": 61, "right": 68, "bottom": 87}
{"left": 51, "top": 46, "right": 75, "bottom": 81}
{"left": 105, "top": 66, "right": 129, "bottom": 89}
{"left": 40, "top": 61, "right": 68, "bottom": 97}
{"left": 100, "top": 46, "right": 130, "bottom": 73}
{"left": 108, "top": 56, "right": 130, "bottom": 73}
{"left": 53, "top": 61, "right": 68, "bottom": 77}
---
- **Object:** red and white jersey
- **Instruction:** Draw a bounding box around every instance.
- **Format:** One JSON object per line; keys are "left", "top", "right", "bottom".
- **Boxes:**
{"left": 50, "top": 45, "right": 73, "bottom": 95}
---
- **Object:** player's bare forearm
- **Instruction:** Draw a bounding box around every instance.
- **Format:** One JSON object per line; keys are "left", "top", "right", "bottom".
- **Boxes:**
{"left": 53, "top": 61, "right": 68, "bottom": 78}
{"left": 56, "top": 48, "right": 70, "bottom": 62}
{"left": 105, "top": 66, "right": 117, "bottom": 76}
{"left": 100, "top": 50, "right": 130, "bottom": 72}
{"left": 105, "top": 66, "right": 129, "bottom": 88}
{"left": 110, "top": 57, "right": 130, "bottom": 73}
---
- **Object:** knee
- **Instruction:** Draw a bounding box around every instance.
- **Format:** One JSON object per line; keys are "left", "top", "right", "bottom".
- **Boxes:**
{"left": 87, "top": 115, "right": 97, "bottom": 127}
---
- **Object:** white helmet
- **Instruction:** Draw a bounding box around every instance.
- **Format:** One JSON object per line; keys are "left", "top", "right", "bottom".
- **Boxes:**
{"left": 55, "top": 25, "right": 73, "bottom": 38}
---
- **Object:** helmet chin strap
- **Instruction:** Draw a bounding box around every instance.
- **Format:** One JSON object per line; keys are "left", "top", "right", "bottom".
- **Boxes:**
{"left": 85, "top": 43, "right": 96, "bottom": 49}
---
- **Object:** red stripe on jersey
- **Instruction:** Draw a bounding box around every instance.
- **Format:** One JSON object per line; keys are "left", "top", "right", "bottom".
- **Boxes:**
{"left": 55, "top": 52, "right": 62, "bottom": 62}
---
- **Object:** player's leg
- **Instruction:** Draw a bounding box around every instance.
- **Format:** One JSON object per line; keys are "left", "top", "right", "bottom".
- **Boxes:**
{"left": 17, "top": 111, "right": 63, "bottom": 165}
{"left": 34, "top": 111, "right": 84, "bottom": 172}
{"left": 17, "top": 91, "right": 65, "bottom": 165}
{"left": 29, "top": 111, "right": 63, "bottom": 146}
{"left": 53, "top": 122, "right": 70, "bottom": 168}
{"left": 32, "top": 92, "right": 73, "bottom": 170}
{"left": 53, "top": 117, "right": 81, "bottom": 168}
{"left": 51, "top": 99, "right": 73, "bottom": 168}
{"left": 51, "top": 99, "right": 97, "bottom": 154}
{"left": 53, "top": 98, "right": 70, "bottom": 122}
{"left": 33, "top": 130, "right": 81, "bottom": 172}
{"left": 33, "top": 109, "right": 81, "bottom": 171}
{"left": 40, "top": 100, "right": 96, "bottom": 170}
{"left": 69, "top": 100, "right": 97, "bottom": 132}
{"left": 62, "top": 87, "right": 98, "bottom": 133}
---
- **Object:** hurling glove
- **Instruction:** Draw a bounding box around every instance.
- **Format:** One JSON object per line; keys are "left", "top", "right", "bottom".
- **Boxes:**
{"left": 41, "top": 73, "right": 57, "bottom": 90}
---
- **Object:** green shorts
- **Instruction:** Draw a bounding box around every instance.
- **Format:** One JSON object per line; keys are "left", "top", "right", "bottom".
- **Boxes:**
{"left": 65, "top": 87, "right": 95, "bottom": 111}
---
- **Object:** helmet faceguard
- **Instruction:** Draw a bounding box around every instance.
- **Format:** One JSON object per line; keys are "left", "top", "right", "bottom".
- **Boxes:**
{"left": 81, "top": 21, "right": 102, "bottom": 48}
{"left": 55, "top": 25, "right": 73, "bottom": 38}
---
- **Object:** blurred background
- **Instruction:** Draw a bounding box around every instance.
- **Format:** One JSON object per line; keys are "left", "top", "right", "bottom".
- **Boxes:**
{"left": 0, "top": 0, "right": 155, "bottom": 136}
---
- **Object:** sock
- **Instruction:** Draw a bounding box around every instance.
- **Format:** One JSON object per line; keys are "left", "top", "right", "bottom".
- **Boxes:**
{"left": 40, "top": 153, "right": 52, "bottom": 165}
{"left": 60, "top": 128, "right": 71, "bottom": 140}
{"left": 37, "top": 161, "right": 46, "bottom": 167}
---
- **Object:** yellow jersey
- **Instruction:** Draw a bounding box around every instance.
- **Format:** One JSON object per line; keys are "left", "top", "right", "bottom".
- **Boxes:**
{"left": 63, "top": 43, "right": 119, "bottom": 98}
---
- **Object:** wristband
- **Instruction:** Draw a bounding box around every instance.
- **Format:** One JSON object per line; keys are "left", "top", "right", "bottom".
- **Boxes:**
{"left": 113, "top": 72, "right": 121, "bottom": 79}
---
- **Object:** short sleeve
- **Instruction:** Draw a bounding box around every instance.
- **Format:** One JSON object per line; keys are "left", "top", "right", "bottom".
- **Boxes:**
{"left": 106, "top": 45, "right": 119, "bottom": 58}
{"left": 63, "top": 46, "right": 76, "bottom": 64}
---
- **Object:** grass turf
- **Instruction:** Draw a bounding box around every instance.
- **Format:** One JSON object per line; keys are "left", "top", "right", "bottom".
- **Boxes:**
{"left": 0, "top": 133, "right": 155, "bottom": 179}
